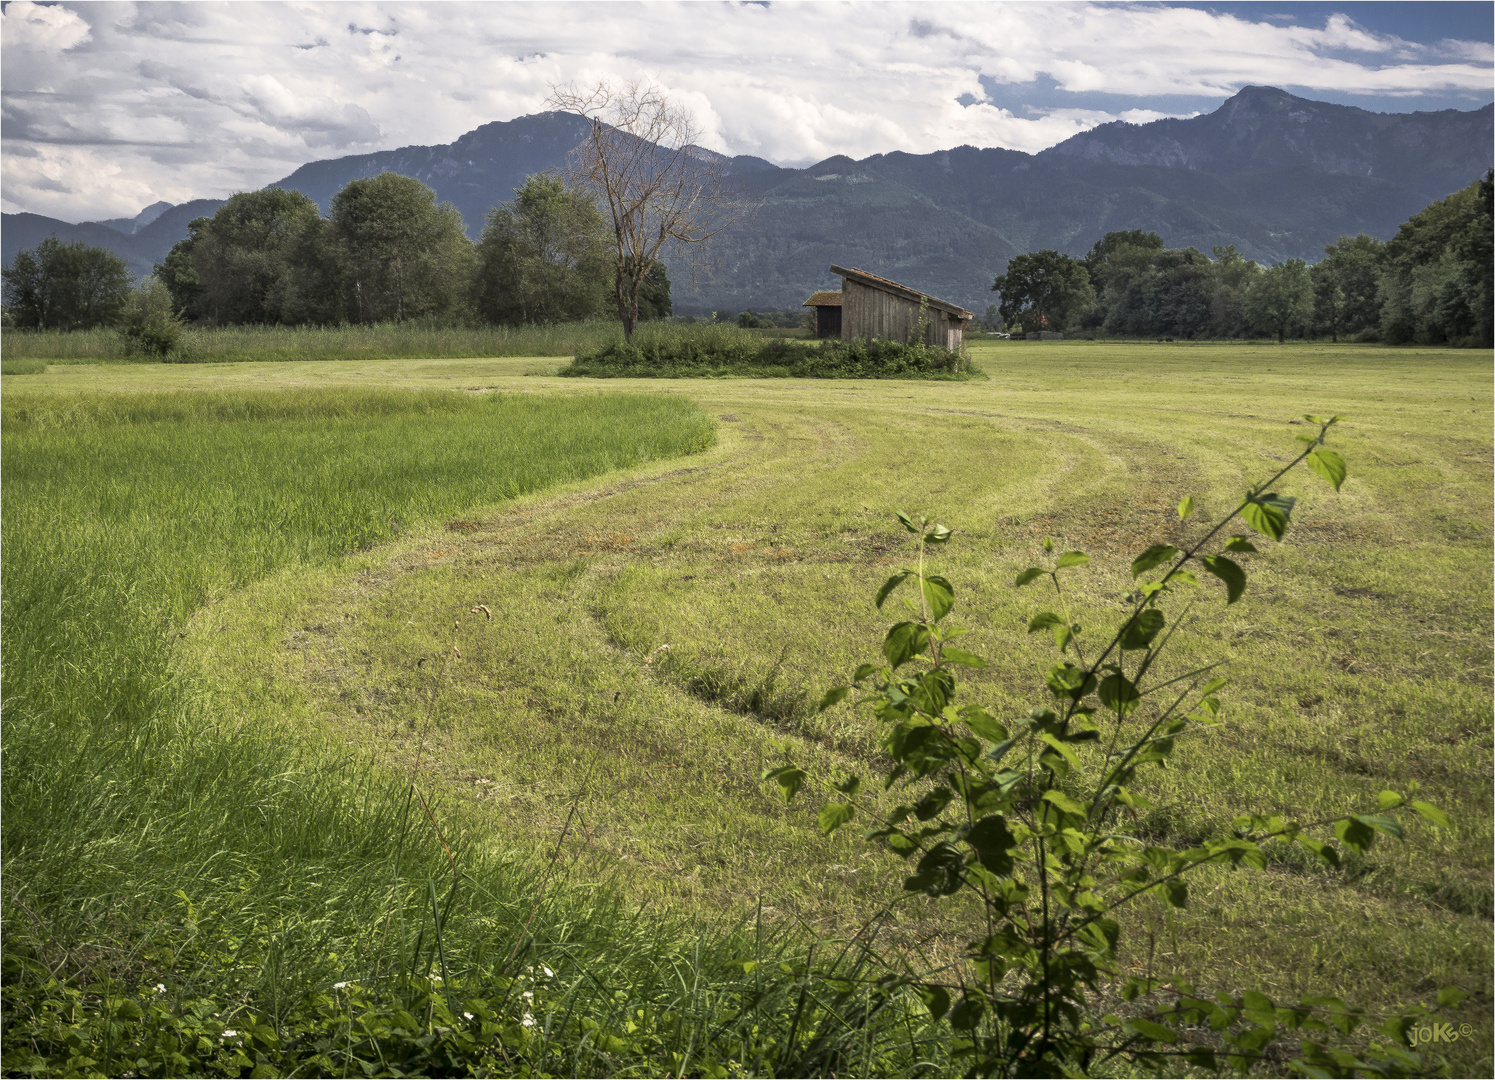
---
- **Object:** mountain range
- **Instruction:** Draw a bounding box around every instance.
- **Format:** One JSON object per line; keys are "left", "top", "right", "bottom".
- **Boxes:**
{"left": 4, "top": 86, "right": 1490, "bottom": 314}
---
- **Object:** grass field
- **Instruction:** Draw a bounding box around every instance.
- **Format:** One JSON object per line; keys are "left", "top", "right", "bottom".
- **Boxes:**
{"left": 2, "top": 340, "right": 1490, "bottom": 1074}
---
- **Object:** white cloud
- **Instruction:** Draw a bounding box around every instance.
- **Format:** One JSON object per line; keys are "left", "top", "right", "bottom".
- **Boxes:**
{"left": 2, "top": 1, "right": 93, "bottom": 52}
{"left": 2, "top": 1, "right": 1490, "bottom": 221}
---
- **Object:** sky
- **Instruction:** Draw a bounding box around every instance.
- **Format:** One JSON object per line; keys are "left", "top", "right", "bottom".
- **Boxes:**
{"left": 3, "top": 1, "right": 1491, "bottom": 223}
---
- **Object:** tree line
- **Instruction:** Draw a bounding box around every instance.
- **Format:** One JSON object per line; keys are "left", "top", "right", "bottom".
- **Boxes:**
{"left": 990, "top": 171, "right": 1492, "bottom": 347}
{"left": 2, "top": 171, "right": 670, "bottom": 337}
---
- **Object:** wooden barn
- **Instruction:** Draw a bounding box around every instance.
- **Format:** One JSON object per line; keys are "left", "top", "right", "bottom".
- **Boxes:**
{"left": 825, "top": 265, "right": 974, "bottom": 349}
{"left": 802, "top": 289, "right": 842, "bottom": 338}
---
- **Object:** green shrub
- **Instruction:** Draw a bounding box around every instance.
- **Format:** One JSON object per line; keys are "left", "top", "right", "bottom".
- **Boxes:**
{"left": 562, "top": 325, "right": 973, "bottom": 379}
{"left": 0, "top": 359, "right": 46, "bottom": 376}
{"left": 118, "top": 279, "right": 186, "bottom": 359}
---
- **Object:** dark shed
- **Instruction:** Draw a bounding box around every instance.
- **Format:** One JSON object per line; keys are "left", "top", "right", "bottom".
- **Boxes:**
{"left": 802, "top": 289, "right": 842, "bottom": 339}
{"left": 828, "top": 265, "right": 973, "bottom": 349}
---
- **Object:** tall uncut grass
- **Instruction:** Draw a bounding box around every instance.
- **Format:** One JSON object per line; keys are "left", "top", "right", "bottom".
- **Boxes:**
{"left": 1, "top": 389, "right": 928, "bottom": 1075}
{"left": 0, "top": 318, "right": 632, "bottom": 364}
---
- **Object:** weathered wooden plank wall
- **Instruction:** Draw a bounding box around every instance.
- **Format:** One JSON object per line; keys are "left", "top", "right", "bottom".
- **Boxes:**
{"left": 841, "top": 279, "right": 962, "bottom": 347}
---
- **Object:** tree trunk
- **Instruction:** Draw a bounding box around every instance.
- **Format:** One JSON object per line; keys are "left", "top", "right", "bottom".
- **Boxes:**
{"left": 617, "top": 262, "right": 645, "bottom": 342}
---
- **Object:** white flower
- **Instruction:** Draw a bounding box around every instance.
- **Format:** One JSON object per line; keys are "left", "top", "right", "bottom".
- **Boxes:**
{"left": 333, "top": 981, "right": 348, "bottom": 990}
{"left": 222, "top": 1029, "right": 239, "bottom": 1039}
{"left": 155, "top": 983, "right": 166, "bottom": 994}
{"left": 521, "top": 991, "right": 533, "bottom": 1001}
{"left": 521, "top": 1013, "right": 536, "bottom": 1027}
{"left": 431, "top": 975, "right": 443, "bottom": 983}
{"left": 463, "top": 1011, "right": 474, "bottom": 1021}
{"left": 541, "top": 965, "right": 554, "bottom": 978}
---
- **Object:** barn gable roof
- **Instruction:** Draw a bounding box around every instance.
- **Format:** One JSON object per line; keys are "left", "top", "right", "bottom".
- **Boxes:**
{"left": 829, "top": 265, "right": 973, "bottom": 320}
{"left": 802, "top": 290, "right": 843, "bottom": 307}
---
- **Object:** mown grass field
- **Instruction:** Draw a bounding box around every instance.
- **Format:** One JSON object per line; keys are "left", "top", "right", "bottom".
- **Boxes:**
{"left": 2, "top": 340, "right": 1490, "bottom": 1075}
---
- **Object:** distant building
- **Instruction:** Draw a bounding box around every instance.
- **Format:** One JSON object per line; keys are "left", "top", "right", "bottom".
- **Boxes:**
{"left": 827, "top": 265, "right": 974, "bottom": 349}
{"left": 802, "top": 289, "right": 842, "bottom": 338}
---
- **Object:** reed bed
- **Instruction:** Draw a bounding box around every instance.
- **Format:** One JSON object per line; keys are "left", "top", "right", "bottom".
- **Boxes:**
{"left": 0, "top": 318, "right": 632, "bottom": 364}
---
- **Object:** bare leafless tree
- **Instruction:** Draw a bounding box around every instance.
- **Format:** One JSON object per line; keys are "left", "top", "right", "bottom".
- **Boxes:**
{"left": 546, "top": 80, "right": 747, "bottom": 340}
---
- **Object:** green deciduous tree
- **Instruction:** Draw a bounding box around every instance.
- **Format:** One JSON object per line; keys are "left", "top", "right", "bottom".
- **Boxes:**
{"left": 473, "top": 174, "right": 611, "bottom": 325}
{"left": 1246, "top": 258, "right": 1313, "bottom": 341}
{"left": 329, "top": 172, "right": 475, "bottom": 323}
{"left": 1207, "top": 245, "right": 1261, "bottom": 338}
{"left": 635, "top": 262, "right": 672, "bottom": 322}
{"left": 1379, "top": 173, "right": 1493, "bottom": 347}
{"left": 156, "top": 189, "right": 324, "bottom": 325}
{"left": 991, "top": 250, "right": 1095, "bottom": 333}
{"left": 2, "top": 237, "right": 133, "bottom": 330}
{"left": 1311, "top": 234, "right": 1385, "bottom": 342}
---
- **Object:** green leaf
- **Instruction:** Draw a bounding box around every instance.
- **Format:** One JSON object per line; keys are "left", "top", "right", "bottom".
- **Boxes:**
{"left": 960, "top": 708, "right": 1008, "bottom": 742}
{"left": 1297, "top": 837, "right": 1341, "bottom": 868}
{"left": 875, "top": 571, "right": 911, "bottom": 610}
{"left": 920, "top": 985, "right": 951, "bottom": 1023}
{"left": 1307, "top": 448, "right": 1347, "bottom": 491}
{"left": 1038, "top": 732, "right": 1081, "bottom": 770}
{"left": 966, "top": 815, "right": 1017, "bottom": 875}
{"left": 1045, "top": 662, "right": 1095, "bottom": 700}
{"left": 1178, "top": 495, "right": 1195, "bottom": 519}
{"left": 1041, "top": 789, "right": 1088, "bottom": 817}
{"left": 762, "top": 766, "right": 806, "bottom": 803}
{"left": 1162, "top": 879, "right": 1188, "bottom": 908}
{"left": 884, "top": 831, "right": 918, "bottom": 857}
{"left": 1411, "top": 800, "right": 1450, "bottom": 828}
{"left": 1055, "top": 550, "right": 1089, "bottom": 569}
{"left": 949, "top": 992, "right": 987, "bottom": 1031}
{"left": 1014, "top": 567, "right": 1045, "bottom": 587}
{"left": 1042, "top": 536, "right": 1054, "bottom": 553}
{"left": 922, "top": 575, "right": 955, "bottom": 621}
{"left": 1437, "top": 986, "right": 1469, "bottom": 1008}
{"left": 833, "top": 774, "right": 861, "bottom": 796}
{"left": 1185, "top": 1049, "right": 1218, "bottom": 1070}
{"left": 1376, "top": 790, "right": 1403, "bottom": 810}
{"left": 1124, "top": 1018, "right": 1178, "bottom": 1044}
{"left": 924, "top": 523, "right": 952, "bottom": 545}
{"left": 1358, "top": 813, "right": 1403, "bottom": 838}
{"left": 895, "top": 511, "right": 918, "bottom": 533}
{"left": 852, "top": 663, "right": 879, "bottom": 683}
{"left": 1241, "top": 990, "right": 1275, "bottom": 1015}
{"left": 1224, "top": 534, "right": 1259, "bottom": 553}
{"left": 905, "top": 843, "right": 965, "bottom": 896}
{"left": 818, "top": 686, "right": 850, "bottom": 712}
{"left": 1028, "top": 611, "right": 1065, "bottom": 633}
{"left": 941, "top": 646, "right": 988, "bottom": 669}
{"left": 1334, "top": 815, "right": 1376, "bottom": 853}
{"left": 818, "top": 802, "right": 854, "bottom": 835}
{"left": 1131, "top": 544, "right": 1179, "bottom": 579}
{"left": 883, "top": 622, "right": 930, "bottom": 668}
{"left": 1201, "top": 555, "right": 1247, "bottom": 605}
{"left": 1120, "top": 609, "right": 1165, "bottom": 650}
{"left": 1098, "top": 672, "right": 1141, "bottom": 716}
{"left": 1053, "top": 624, "right": 1073, "bottom": 651}
{"left": 1241, "top": 494, "right": 1294, "bottom": 541}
